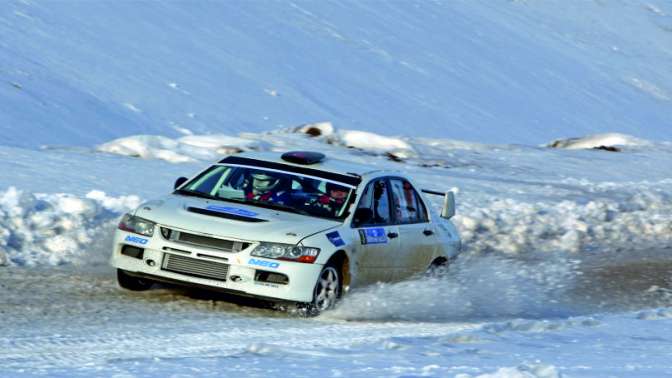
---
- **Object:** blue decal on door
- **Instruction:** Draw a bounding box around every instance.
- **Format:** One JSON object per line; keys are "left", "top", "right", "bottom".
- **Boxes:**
{"left": 358, "top": 227, "right": 387, "bottom": 245}
{"left": 206, "top": 205, "right": 258, "bottom": 217}
{"left": 326, "top": 231, "right": 345, "bottom": 247}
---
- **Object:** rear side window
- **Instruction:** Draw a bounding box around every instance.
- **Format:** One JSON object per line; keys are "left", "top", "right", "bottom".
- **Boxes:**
{"left": 389, "top": 178, "right": 428, "bottom": 224}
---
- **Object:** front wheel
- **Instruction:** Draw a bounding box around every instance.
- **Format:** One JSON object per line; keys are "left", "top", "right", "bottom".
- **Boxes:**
{"left": 117, "top": 269, "right": 153, "bottom": 291}
{"left": 295, "top": 264, "right": 341, "bottom": 316}
{"left": 313, "top": 265, "right": 341, "bottom": 312}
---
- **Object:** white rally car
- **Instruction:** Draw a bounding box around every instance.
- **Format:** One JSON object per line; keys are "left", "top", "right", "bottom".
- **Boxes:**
{"left": 111, "top": 151, "right": 461, "bottom": 312}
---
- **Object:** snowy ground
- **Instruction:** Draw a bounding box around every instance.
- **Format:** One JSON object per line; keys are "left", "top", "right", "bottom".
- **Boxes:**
{"left": 1, "top": 129, "right": 672, "bottom": 377}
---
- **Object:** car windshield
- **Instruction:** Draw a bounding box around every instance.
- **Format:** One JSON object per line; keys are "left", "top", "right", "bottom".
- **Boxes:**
{"left": 175, "top": 164, "right": 356, "bottom": 221}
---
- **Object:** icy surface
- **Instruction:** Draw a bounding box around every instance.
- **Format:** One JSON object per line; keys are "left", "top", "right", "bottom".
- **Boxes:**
{"left": 2, "top": 266, "right": 672, "bottom": 377}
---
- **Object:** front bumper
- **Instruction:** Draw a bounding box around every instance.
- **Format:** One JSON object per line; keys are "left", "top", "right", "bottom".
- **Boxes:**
{"left": 109, "top": 228, "right": 322, "bottom": 303}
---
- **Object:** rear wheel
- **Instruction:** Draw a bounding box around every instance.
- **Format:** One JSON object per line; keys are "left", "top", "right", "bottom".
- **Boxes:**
{"left": 425, "top": 258, "right": 450, "bottom": 278}
{"left": 117, "top": 269, "right": 153, "bottom": 291}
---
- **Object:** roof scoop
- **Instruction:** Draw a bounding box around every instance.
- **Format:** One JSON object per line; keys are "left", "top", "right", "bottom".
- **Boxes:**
{"left": 281, "top": 151, "right": 326, "bottom": 165}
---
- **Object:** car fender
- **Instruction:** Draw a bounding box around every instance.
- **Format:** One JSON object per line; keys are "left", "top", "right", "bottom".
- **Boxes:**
{"left": 433, "top": 219, "right": 461, "bottom": 260}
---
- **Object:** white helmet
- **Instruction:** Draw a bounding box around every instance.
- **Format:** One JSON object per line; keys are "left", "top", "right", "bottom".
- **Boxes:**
{"left": 251, "top": 172, "right": 280, "bottom": 192}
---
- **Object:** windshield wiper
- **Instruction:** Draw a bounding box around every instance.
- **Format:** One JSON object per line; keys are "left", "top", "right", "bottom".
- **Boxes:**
{"left": 173, "top": 189, "right": 219, "bottom": 201}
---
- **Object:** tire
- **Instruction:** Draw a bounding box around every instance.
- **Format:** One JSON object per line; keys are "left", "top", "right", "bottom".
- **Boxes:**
{"left": 297, "top": 263, "right": 342, "bottom": 316}
{"left": 425, "top": 258, "right": 450, "bottom": 278}
{"left": 117, "top": 269, "right": 154, "bottom": 291}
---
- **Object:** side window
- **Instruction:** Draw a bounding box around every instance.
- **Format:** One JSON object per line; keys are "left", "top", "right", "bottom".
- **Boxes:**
{"left": 389, "top": 178, "right": 428, "bottom": 224}
{"left": 415, "top": 190, "right": 429, "bottom": 223}
{"left": 353, "top": 179, "right": 391, "bottom": 226}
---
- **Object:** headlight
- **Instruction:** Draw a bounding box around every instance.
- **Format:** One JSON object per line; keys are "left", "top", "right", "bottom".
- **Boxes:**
{"left": 118, "top": 213, "right": 155, "bottom": 237}
{"left": 251, "top": 242, "right": 320, "bottom": 264}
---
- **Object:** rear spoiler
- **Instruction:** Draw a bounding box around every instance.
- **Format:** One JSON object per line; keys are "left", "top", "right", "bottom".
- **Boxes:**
{"left": 421, "top": 189, "right": 456, "bottom": 219}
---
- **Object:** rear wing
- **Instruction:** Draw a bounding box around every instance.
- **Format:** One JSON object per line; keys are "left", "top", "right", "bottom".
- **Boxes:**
{"left": 421, "top": 189, "right": 456, "bottom": 219}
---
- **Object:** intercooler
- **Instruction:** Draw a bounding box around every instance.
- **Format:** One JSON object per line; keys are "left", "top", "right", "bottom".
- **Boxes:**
{"left": 161, "top": 253, "right": 230, "bottom": 281}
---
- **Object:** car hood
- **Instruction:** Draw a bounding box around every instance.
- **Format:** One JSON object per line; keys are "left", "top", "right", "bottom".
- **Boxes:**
{"left": 133, "top": 194, "right": 341, "bottom": 244}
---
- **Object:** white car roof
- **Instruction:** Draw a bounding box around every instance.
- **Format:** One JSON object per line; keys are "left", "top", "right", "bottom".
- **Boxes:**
{"left": 224, "top": 151, "right": 389, "bottom": 178}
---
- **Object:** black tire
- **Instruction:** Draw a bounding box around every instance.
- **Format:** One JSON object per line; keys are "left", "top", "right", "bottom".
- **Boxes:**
{"left": 425, "top": 258, "right": 450, "bottom": 278}
{"left": 296, "top": 263, "right": 342, "bottom": 316}
{"left": 117, "top": 269, "right": 154, "bottom": 291}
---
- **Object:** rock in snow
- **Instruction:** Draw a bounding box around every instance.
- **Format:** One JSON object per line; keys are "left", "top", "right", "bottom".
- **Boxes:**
{"left": 547, "top": 133, "right": 647, "bottom": 151}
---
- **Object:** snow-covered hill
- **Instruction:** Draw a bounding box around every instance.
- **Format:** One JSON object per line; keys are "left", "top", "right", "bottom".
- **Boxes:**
{"left": 2, "top": 0, "right": 671, "bottom": 148}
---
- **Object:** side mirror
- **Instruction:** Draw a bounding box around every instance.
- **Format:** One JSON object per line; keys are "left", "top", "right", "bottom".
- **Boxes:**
{"left": 441, "top": 191, "right": 456, "bottom": 219}
{"left": 353, "top": 208, "right": 373, "bottom": 227}
{"left": 174, "top": 177, "right": 188, "bottom": 190}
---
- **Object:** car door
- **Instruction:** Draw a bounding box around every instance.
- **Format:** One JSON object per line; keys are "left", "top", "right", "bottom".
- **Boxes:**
{"left": 350, "top": 178, "right": 400, "bottom": 285}
{"left": 389, "top": 178, "right": 438, "bottom": 279}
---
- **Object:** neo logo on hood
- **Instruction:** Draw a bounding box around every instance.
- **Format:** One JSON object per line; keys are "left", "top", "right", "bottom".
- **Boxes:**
{"left": 206, "top": 205, "right": 258, "bottom": 218}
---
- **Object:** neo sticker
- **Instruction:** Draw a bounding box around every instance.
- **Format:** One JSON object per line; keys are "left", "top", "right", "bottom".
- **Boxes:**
{"left": 206, "top": 205, "right": 258, "bottom": 218}
{"left": 248, "top": 258, "right": 280, "bottom": 269}
{"left": 326, "top": 231, "right": 345, "bottom": 247}
{"left": 125, "top": 235, "right": 149, "bottom": 245}
{"left": 358, "top": 228, "right": 387, "bottom": 245}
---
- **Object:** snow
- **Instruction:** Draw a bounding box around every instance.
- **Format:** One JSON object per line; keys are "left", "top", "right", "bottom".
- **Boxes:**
{"left": 2, "top": 0, "right": 672, "bottom": 376}
{"left": 0, "top": 187, "right": 140, "bottom": 266}
{"left": 338, "top": 130, "right": 413, "bottom": 153}
{"left": 97, "top": 134, "right": 268, "bottom": 163}
{"left": 456, "top": 364, "right": 561, "bottom": 378}
{"left": 96, "top": 125, "right": 414, "bottom": 162}
{"left": 2, "top": 1, "right": 672, "bottom": 148}
{"left": 547, "top": 133, "right": 649, "bottom": 150}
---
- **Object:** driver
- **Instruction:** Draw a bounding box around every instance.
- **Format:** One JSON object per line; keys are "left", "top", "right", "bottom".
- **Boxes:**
{"left": 316, "top": 182, "right": 349, "bottom": 215}
{"left": 245, "top": 171, "right": 290, "bottom": 204}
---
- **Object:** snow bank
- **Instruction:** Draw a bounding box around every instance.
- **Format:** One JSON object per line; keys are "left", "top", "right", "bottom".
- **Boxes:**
{"left": 97, "top": 134, "right": 268, "bottom": 163}
{"left": 637, "top": 307, "right": 672, "bottom": 320}
{"left": 547, "top": 133, "right": 647, "bottom": 150}
{"left": 339, "top": 130, "right": 413, "bottom": 152}
{"left": 455, "top": 190, "right": 672, "bottom": 255}
{"left": 98, "top": 124, "right": 417, "bottom": 162}
{"left": 0, "top": 187, "right": 140, "bottom": 266}
{"left": 286, "top": 121, "right": 415, "bottom": 156}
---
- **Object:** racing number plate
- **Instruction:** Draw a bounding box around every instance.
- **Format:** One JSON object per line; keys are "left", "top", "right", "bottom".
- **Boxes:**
{"left": 358, "top": 227, "right": 387, "bottom": 245}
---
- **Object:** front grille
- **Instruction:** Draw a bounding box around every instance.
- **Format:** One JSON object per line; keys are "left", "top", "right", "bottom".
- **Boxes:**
{"left": 162, "top": 253, "right": 229, "bottom": 281}
{"left": 161, "top": 227, "right": 249, "bottom": 252}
